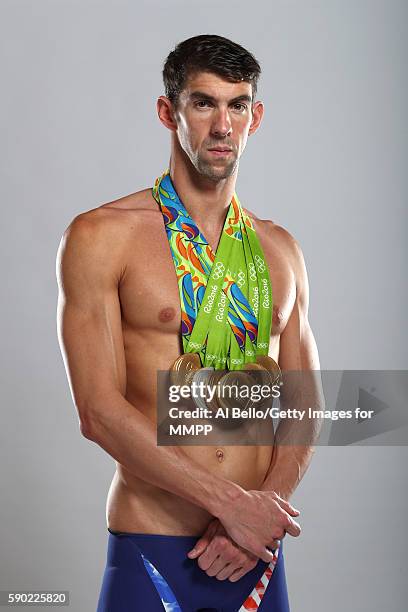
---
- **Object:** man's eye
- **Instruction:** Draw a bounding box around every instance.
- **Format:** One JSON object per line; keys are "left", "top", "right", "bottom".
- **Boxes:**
{"left": 195, "top": 100, "right": 211, "bottom": 108}
{"left": 232, "top": 103, "right": 247, "bottom": 112}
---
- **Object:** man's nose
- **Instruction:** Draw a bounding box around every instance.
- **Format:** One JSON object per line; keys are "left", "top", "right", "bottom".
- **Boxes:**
{"left": 211, "top": 107, "right": 232, "bottom": 137}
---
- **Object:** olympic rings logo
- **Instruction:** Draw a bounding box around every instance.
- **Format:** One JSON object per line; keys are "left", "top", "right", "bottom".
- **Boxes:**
{"left": 257, "top": 342, "right": 268, "bottom": 349}
{"left": 255, "top": 255, "right": 266, "bottom": 273}
{"left": 208, "top": 356, "right": 227, "bottom": 363}
{"left": 212, "top": 262, "right": 225, "bottom": 280}
{"left": 248, "top": 262, "right": 257, "bottom": 281}
{"left": 231, "top": 358, "right": 243, "bottom": 365}
{"left": 189, "top": 342, "right": 202, "bottom": 349}
{"left": 237, "top": 269, "right": 246, "bottom": 288}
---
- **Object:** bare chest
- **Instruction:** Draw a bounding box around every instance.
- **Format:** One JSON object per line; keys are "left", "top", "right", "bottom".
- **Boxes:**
{"left": 118, "top": 216, "right": 296, "bottom": 340}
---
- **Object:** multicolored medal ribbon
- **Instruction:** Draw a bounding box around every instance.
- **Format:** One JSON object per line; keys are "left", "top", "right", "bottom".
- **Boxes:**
{"left": 151, "top": 171, "right": 281, "bottom": 601}
{"left": 152, "top": 169, "right": 277, "bottom": 375}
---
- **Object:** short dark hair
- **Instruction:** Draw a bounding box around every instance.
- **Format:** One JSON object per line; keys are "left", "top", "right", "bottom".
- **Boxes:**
{"left": 163, "top": 34, "right": 261, "bottom": 107}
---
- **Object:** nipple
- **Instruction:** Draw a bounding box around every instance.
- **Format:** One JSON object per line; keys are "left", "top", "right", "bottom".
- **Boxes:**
{"left": 216, "top": 448, "right": 225, "bottom": 462}
{"left": 158, "top": 306, "right": 176, "bottom": 323}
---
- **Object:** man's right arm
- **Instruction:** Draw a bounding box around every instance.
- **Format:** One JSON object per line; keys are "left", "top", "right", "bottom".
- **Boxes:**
{"left": 56, "top": 214, "right": 300, "bottom": 561}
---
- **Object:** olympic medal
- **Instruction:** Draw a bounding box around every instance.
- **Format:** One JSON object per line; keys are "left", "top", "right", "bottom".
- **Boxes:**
{"left": 170, "top": 353, "right": 201, "bottom": 387}
{"left": 191, "top": 367, "right": 215, "bottom": 411}
{"left": 206, "top": 370, "right": 225, "bottom": 412}
{"left": 243, "top": 362, "right": 272, "bottom": 391}
{"left": 256, "top": 355, "right": 282, "bottom": 385}
{"left": 216, "top": 370, "right": 254, "bottom": 411}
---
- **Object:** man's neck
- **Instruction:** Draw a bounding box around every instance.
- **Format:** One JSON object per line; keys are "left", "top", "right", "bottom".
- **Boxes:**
{"left": 168, "top": 155, "right": 238, "bottom": 231}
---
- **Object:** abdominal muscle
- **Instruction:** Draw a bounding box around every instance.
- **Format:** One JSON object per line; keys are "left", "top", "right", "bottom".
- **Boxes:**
{"left": 106, "top": 444, "right": 273, "bottom": 536}
{"left": 105, "top": 330, "right": 276, "bottom": 535}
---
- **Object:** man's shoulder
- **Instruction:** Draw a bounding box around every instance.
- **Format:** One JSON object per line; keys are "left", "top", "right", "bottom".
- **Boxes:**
{"left": 244, "top": 208, "right": 307, "bottom": 281}
{"left": 99, "top": 187, "right": 158, "bottom": 214}
{"left": 245, "top": 208, "right": 301, "bottom": 253}
{"left": 73, "top": 187, "right": 158, "bottom": 226}
{"left": 62, "top": 187, "right": 159, "bottom": 247}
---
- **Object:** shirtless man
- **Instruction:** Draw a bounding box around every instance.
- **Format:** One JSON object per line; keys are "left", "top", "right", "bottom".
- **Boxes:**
{"left": 57, "top": 34, "right": 321, "bottom": 611}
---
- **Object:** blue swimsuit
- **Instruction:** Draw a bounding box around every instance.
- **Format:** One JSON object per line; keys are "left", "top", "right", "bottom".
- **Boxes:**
{"left": 97, "top": 529, "right": 290, "bottom": 611}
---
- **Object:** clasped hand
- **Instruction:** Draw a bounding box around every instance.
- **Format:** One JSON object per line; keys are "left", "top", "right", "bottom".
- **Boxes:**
{"left": 187, "top": 490, "right": 301, "bottom": 582}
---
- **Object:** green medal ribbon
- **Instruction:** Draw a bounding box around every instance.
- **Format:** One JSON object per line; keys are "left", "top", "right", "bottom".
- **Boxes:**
{"left": 152, "top": 170, "right": 273, "bottom": 371}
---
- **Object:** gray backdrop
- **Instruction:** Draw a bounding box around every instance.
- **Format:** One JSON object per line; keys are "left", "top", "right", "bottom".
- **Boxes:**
{"left": 1, "top": 0, "right": 407, "bottom": 610}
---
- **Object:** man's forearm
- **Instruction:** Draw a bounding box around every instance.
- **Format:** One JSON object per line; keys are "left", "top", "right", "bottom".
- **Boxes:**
{"left": 261, "top": 443, "right": 315, "bottom": 500}
{"left": 81, "top": 390, "right": 241, "bottom": 516}
{"left": 261, "top": 370, "right": 325, "bottom": 500}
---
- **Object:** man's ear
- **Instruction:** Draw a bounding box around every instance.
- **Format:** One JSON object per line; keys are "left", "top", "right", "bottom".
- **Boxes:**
{"left": 248, "top": 100, "right": 264, "bottom": 136}
{"left": 157, "top": 96, "right": 178, "bottom": 132}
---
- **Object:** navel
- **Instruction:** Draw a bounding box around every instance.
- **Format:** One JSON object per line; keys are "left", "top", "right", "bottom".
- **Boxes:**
{"left": 216, "top": 448, "right": 225, "bottom": 462}
{"left": 158, "top": 307, "right": 176, "bottom": 323}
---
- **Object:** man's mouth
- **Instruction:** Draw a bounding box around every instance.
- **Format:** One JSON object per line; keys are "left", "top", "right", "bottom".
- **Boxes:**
{"left": 207, "top": 147, "right": 233, "bottom": 156}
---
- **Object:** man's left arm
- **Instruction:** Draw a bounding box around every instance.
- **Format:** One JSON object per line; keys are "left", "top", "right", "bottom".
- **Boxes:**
{"left": 188, "top": 234, "right": 324, "bottom": 579}
{"left": 261, "top": 234, "right": 324, "bottom": 500}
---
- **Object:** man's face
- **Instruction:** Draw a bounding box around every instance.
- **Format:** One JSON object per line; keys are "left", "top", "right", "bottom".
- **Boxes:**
{"left": 172, "top": 71, "right": 262, "bottom": 181}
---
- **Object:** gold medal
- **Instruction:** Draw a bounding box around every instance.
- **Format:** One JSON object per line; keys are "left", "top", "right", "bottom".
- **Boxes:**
{"left": 190, "top": 367, "right": 215, "bottom": 411}
{"left": 216, "top": 370, "right": 255, "bottom": 411}
{"left": 243, "top": 362, "right": 272, "bottom": 390}
{"left": 256, "top": 355, "right": 282, "bottom": 385}
{"left": 169, "top": 354, "right": 281, "bottom": 424}
{"left": 170, "top": 353, "right": 201, "bottom": 387}
{"left": 206, "top": 370, "right": 225, "bottom": 412}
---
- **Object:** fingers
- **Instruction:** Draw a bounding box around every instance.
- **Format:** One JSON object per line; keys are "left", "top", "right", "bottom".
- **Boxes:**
{"left": 270, "top": 512, "right": 301, "bottom": 539}
{"left": 204, "top": 549, "right": 258, "bottom": 581}
{"left": 197, "top": 535, "right": 247, "bottom": 574}
{"left": 219, "top": 556, "right": 257, "bottom": 581}
{"left": 273, "top": 497, "right": 302, "bottom": 538}
{"left": 258, "top": 546, "right": 277, "bottom": 564}
{"left": 274, "top": 492, "right": 300, "bottom": 516}
{"left": 194, "top": 532, "right": 259, "bottom": 582}
{"left": 228, "top": 560, "right": 258, "bottom": 582}
{"left": 187, "top": 535, "right": 211, "bottom": 559}
{"left": 217, "top": 563, "right": 240, "bottom": 581}
{"left": 187, "top": 519, "right": 218, "bottom": 559}
{"left": 205, "top": 553, "right": 235, "bottom": 577}
{"left": 276, "top": 495, "right": 300, "bottom": 517}
{"left": 196, "top": 543, "right": 220, "bottom": 571}
{"left": 283, "top": 515, "right": 301, "bottom": 537}
{"left": 266, "top": 539, "right": 281, "bottom": 551}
